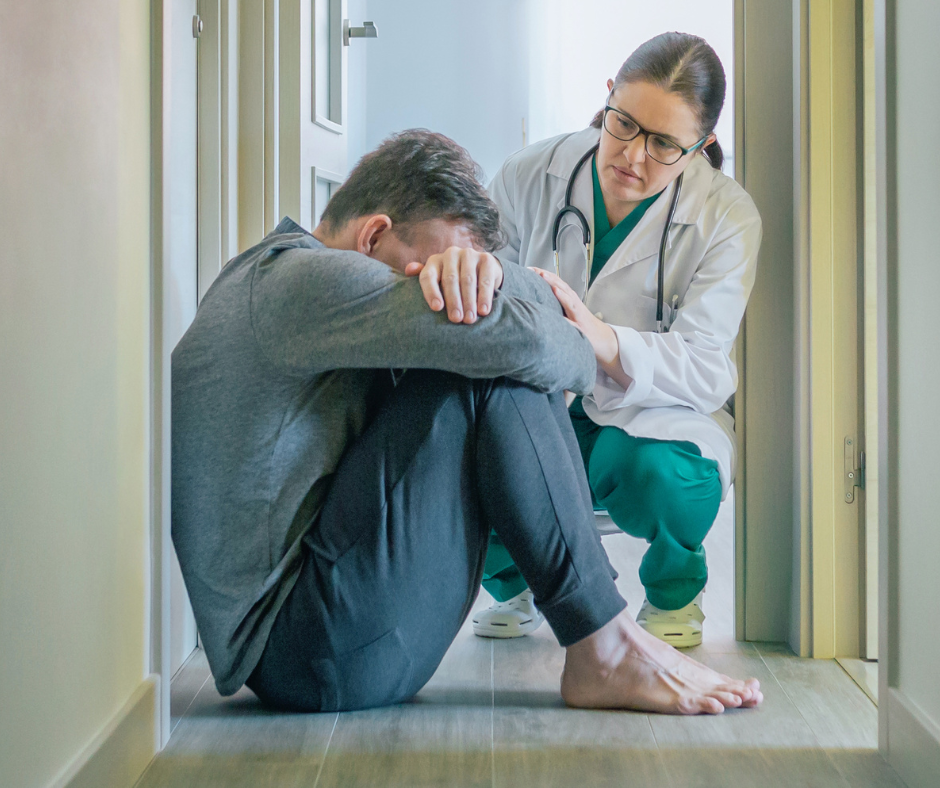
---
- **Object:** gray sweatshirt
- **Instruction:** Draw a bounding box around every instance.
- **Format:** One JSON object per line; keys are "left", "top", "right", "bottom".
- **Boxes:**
{"left": 172, "top": 218, "right": 596, "bottom": 695}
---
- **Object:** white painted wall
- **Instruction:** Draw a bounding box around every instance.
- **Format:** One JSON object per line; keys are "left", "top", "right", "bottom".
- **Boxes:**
{"left": 0, "top": 1, "right": 153, "bottom": 786}
{"left": 351, "top": 0, "right": 733, "bottom": 181}
{"left": 525, "top": 0, "right": 734, "bottom": 174}
{"left": 894, "top": 0, "right": 940, "bottom": 734}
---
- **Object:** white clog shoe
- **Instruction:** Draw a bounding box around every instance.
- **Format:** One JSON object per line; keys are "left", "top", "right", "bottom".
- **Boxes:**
{"left": 472, "top": 589, "right": 544, "bottom": 638}
{"left": 636, "top": 592, "right": 705, "bottom": 648}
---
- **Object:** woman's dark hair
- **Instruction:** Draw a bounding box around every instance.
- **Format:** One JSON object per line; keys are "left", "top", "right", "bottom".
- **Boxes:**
{"left": 590, "top": 32, "right": 727, "bottom": 170}
{"left": 320, "top": 129, "right": 504, "bottom": 252}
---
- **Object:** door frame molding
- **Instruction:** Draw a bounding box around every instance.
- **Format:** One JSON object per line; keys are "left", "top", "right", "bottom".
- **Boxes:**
{"left": 149, "top": 0, "right": 172, "bottom": 748}
{"left": 150, "top": 0, "right": 238, "bottom": 749}
{"left": 793, "top": 0, "right": 864, "bottom": 660}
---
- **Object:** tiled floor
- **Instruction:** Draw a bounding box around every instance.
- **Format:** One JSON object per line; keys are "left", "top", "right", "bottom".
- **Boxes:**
{"left": 137, "top": 498, "right": 904, "bottom": 788}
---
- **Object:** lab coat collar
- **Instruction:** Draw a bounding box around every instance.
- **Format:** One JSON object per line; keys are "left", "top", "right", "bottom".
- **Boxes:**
{"left": 546, "top": 127, "right": 715, "bottom": 228}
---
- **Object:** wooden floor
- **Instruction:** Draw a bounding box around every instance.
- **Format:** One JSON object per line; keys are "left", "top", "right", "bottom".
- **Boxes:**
{"left": 138, "top": 498, "right": 904, "bottom": 788}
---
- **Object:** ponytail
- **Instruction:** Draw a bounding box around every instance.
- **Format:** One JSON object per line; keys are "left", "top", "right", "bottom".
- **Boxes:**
{"left": 703, "top": 139, "right": 723, "bottom": 170}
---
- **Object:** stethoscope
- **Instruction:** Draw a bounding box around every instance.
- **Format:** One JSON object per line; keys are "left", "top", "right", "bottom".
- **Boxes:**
{"left": 551, "top": 143, "right": 683, "bottom": 334}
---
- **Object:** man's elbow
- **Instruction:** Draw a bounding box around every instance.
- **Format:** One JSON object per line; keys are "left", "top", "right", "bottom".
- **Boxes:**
{"left": 528, "top": 333, "right": 596, "bottom": 395}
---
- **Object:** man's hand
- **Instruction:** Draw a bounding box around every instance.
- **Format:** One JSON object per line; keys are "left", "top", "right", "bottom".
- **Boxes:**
{"left": 404, "top": 247, "right": 503, "bottom": 324}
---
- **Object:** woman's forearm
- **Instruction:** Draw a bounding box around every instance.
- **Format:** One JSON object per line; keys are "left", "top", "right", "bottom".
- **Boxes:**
{"left": 595, "top": 322, "right": 635, "bottom": 391}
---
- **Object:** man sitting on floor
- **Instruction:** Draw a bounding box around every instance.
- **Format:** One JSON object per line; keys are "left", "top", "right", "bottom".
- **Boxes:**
{"left": 172, "top": 130, "right": 763, "bottom": 715}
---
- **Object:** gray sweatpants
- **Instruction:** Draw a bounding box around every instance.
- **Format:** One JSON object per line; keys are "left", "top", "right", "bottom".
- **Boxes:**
{"left": 246, "top": 370, "right": 626, "bottom": 712}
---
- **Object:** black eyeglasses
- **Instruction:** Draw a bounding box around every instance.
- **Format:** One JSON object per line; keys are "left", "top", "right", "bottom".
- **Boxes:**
{"left": 602, "top": 105, "right": 707, "bottom": 165}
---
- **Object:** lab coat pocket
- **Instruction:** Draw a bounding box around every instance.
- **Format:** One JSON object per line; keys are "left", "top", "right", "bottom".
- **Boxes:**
{"left": 632, "top": 294, "right": 675, "bottom": 332}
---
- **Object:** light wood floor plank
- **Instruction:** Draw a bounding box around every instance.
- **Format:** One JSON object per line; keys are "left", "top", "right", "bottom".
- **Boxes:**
{"left": 494, "top": 747, "right": 673, "bottom": 788}
{"left": 138, "top": 686, "right": 337, "bottom": 787}
{"left": 757, "top": 645, "right": 878, "bottom": 748}
{"left": 491, "top": 611, "right": 669, "bottom": 787}
{"left": 658, "top": 747, "right": 851, "bottom": 788}
{"left": 824, "top": 749, "right": 908, "bottom": 788}
{"left": 315, "top": 704, "right": 493, "bottom": 788}
{"left": 648, "top": 652, "right": 820, "bottom": 748}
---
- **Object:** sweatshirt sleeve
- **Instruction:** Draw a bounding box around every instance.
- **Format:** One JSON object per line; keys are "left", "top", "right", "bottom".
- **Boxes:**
{"left": 250, "top": 246, "right": 596, "bottom": 395}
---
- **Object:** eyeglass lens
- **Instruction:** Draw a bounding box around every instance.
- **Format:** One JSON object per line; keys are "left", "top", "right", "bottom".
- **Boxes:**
{"left": 603, "top": 110, "right": 683, "bottom": 165}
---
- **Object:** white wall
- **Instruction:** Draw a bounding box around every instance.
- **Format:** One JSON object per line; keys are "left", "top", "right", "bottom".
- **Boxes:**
{"left": 894, "top": 0, "right": 940, "bottom": 735}
{"left": 0, "top": 1, "right": 153, "bottom": 786}
{"left": 351, "top": 0, "right": 733, "bottom": 181}
{"left": 526, "top": 0, "right": 734, "bottom": 174}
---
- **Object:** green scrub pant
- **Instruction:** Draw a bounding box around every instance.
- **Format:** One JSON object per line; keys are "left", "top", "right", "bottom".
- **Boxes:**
{"left": 482, "top": 399, "right": 722, "bottom": 612}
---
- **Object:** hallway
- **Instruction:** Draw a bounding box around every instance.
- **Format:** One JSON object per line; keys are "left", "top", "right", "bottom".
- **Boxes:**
{"left": 138, "top": 507, "right": 901, "bottom": 788}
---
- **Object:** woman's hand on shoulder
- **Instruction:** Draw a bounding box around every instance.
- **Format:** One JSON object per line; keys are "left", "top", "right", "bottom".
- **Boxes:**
{"left": 404, "top": 248, "right": 503, "bottom": 325}
{"left": 531, "top": 268, "right": 633, "bottom": 390}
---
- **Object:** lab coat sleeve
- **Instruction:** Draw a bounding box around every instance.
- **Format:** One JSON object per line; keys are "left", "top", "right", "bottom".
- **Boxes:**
{"left": 488, "top": 161, "right": 522, "bottom": 267}
{"left": 592, "top": 195, "right": 762, "bottom": 413}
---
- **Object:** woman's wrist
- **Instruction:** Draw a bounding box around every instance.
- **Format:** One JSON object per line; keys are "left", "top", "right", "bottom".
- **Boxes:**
{"left": 595, "top": 322, "right": 634, "bottom": 390}
{"left": 594, "top": 322, "right": 620, "bottom": 368}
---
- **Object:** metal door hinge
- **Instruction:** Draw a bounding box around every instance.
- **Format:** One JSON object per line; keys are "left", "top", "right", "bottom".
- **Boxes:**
{"left": 343, "top": 20, "right": 377, "bottom": 46}
{"left": 844, "top": 437, "right": 865, "bottom": 503}
{"left": 193, "top": 14, "right": 203, "bottom": 38}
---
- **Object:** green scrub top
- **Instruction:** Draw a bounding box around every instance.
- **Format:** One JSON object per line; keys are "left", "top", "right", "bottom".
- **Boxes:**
{"left": 590, "top": 157, "right": 661, "bottom": 286}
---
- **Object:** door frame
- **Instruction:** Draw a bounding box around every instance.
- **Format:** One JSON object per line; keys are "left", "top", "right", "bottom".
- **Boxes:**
{"left": 792, "top": 0, "right": 865, "bottom": 660}
{"left": 150, "top": 0, "right": 237, "bottom": 748}
{"left": 151, "top": 0, "right": 857, "bottom": 749}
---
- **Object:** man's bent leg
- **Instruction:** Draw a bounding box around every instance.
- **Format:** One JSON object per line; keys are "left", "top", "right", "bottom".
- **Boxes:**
{"left": 475, "top": 383, "right": 625, "bottom": 646}
{"left": 247, "top": 371, "right": 625, "bottom": 711}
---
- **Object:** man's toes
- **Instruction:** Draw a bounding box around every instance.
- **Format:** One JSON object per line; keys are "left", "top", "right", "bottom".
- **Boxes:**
{"left": 709, "top": 690, "right": 744, "bottom": 709}
{"left": 678, "top": 695, "right": 724, "bottom": 715}
{"left": 740, "top": 690, "right": 764, "bottom": 708}
{"left": 715, "top": 680, "right": 753, "bottom": 701}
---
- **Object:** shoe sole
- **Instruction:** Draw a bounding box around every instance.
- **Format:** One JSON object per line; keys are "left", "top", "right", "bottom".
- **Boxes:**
{"left": 639, "top": 623, "right": 703, "bottom": 649}
{"left": 472, "top": 617, "right": 543, "bottom": 639}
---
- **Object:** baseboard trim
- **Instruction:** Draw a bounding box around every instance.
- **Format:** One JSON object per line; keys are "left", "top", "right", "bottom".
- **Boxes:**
{"left": 49, "top": 676, "right": 159, "bottom": 788}
{"left": 887, "top": 687, "right": 940, "bottom": 788}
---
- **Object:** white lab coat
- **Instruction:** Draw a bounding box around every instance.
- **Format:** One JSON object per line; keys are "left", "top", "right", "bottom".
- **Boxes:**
{"left": 489, "top": 127, "right": 762, "bottom": 498}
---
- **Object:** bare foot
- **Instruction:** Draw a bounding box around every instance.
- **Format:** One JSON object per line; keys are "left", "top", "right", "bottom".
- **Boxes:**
{"left": 560, "top": 609, "right": 764, "bottom": 715}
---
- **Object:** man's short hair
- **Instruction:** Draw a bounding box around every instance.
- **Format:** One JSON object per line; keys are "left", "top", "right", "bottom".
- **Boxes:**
{"left": 320, "top": 130, "right": 504, "bottom": 252}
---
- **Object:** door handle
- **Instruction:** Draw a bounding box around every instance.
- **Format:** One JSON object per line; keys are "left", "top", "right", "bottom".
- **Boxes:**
{"left": 343, "top": 20, "right": 377, "bottom": 46}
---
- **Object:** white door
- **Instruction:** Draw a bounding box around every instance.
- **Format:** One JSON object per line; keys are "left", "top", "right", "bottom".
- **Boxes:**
{"left": 307, "top": 0, "right": 351, "bottom": 227}
{"left": 238, "top": 0, "right": 373, "bottom": 239}
{"left": 166, "top": 0, "right": 200, "bottom": 678}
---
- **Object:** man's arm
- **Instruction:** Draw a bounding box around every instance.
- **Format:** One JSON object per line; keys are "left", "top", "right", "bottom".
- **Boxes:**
{"left": 251, "top": 247, "right": 596, "bottom": 394}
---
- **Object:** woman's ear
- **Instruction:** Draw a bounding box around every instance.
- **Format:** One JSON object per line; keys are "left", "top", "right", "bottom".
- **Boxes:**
{"left": 356, "top": 215, "right": 393, "bottom": 256}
